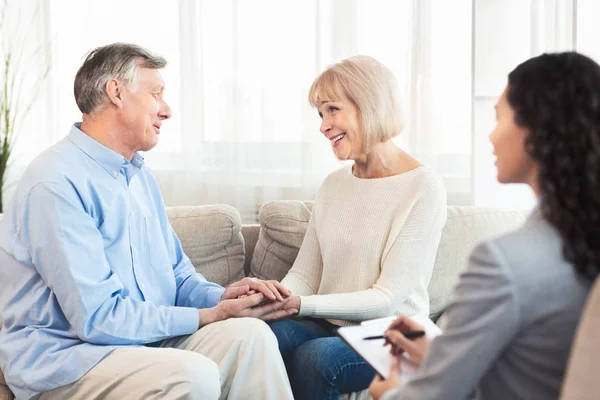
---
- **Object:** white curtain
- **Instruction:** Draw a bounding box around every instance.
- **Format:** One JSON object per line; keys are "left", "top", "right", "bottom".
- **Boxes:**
{"left": 472, "top": 0, "right": 575, "bottom": 210}
{"left": 0, "top": 0, "right": 53, "bottom": 206}
{"left": 146, "top": 0, "right": 474, "bottom": 222}
{"left": 1, "top": 0, "right": 584, "bottom": 222}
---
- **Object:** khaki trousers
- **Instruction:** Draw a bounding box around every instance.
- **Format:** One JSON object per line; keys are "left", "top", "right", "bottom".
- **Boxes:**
{"left": 37, "top": 318, "right": 293, "bottom": 400}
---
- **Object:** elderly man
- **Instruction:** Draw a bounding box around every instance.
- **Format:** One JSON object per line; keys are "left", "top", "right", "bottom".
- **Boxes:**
{"left": 0, "top": 43, "right": 296, "bottom": 400}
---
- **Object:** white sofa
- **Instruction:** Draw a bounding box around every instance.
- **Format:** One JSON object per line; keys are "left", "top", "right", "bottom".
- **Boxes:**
{"left": 0, "top": 203, "right": 526, "bottom": 400}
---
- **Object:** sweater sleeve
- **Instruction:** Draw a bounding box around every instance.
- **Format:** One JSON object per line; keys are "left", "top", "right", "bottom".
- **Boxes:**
{"left": 297, "top": 181, "right": 447, "bottom": 321}
{"left": 281, "top": 210, "right": 323, "bottom": 296}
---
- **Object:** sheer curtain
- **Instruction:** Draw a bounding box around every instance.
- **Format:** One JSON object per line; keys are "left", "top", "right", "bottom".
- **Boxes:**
{"left": 2, "top": 0, "right": 587, "bottom": 222}
{"left": 146, "top": 0, "right": 474, "bottom": 222}
{"left": 472, "top": 0, "right": 575, "bottom": 210}
{"left": 1, "top": 0, "right": 54, "bottom": 207}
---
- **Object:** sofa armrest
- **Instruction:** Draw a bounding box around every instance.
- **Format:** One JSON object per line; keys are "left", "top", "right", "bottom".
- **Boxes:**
{"left": 242, "top": 225, "right": 260, "bottom": 276}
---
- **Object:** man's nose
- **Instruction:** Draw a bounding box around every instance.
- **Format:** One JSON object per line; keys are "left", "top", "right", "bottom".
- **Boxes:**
{"left": 159, "top": 99, "right": 172, "bottom": 120}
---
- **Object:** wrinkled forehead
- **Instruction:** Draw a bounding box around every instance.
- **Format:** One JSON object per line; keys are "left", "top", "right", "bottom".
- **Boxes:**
{"left": 137, "top": 67, "right": 165, "bottom": 87}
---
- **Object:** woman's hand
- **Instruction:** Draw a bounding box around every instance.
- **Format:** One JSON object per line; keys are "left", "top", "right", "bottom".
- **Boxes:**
{"left": 368, "top": 357, "right": 402, "bottom": 400}
{"left": 384, "top": 316, "right": 431, "bottom": 366}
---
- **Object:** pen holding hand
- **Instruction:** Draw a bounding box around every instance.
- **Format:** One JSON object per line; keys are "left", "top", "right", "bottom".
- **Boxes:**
{"left": 383, "top": 316, "right": 431, "bottom": 366}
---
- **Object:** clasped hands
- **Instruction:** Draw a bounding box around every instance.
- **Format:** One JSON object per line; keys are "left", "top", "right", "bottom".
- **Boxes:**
{"left": 199, "top": 277, "right": 301, "bottom": 327}
{"left": 368, "top": 316, "right": 431, "bottom": 400}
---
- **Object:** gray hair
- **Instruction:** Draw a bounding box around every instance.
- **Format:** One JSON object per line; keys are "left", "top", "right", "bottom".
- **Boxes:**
{"left": 74, "top": 42, "right": 167, "bottom": 114}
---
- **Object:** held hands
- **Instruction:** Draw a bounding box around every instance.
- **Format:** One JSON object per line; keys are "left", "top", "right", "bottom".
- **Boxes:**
{"left": 222, "top": 277, "right": 301, "bottom": 321}
{"left": 384, "top": 316, "right": 430, "bottom": 365}
{"left": 199, "top": 278, "right": 299, "bottom": 327}
{"left": 221, "top": 277, "right": 291, "bottom": 301}
{"left": 257, "top": 295, "right": 301, "bottom": 321}
{"left": 199, "top": 293, "right": 298, "bottom": 327}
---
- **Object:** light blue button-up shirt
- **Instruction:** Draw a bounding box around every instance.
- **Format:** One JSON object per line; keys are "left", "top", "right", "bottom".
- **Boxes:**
{"left": 0, "top": 124, "right": 226, "bottom": 399}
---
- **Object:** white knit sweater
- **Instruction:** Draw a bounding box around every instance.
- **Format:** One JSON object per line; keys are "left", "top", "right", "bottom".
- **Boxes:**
{"left": 281, "top": 165, "right": 447, "bottom": 326}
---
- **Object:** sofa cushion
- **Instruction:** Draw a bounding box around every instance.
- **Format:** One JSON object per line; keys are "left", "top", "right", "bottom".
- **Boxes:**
{"left": 250, "top": 201, "right": 313, "bottom": 281}
{"left": 167, "top": 205, "right": 245, "bottom": 287}
{"left": 249, "top": 201, "right": 526, "bottom": 319}
{"left": 428, "top": 206, "right": 526, "bottom": 319}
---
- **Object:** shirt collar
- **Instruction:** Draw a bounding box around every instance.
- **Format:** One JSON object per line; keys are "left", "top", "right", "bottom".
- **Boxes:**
{"left": 68, "top": 123, "right": 145, "bottom": 179}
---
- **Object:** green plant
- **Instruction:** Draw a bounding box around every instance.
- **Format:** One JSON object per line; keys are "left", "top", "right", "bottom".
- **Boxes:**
{"left": 0, "top": 0, "right": 51, "bottom": 212}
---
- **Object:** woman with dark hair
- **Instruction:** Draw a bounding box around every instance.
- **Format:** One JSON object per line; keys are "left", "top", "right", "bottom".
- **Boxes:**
{"left": 368, "top": 51, "right": 600, "bottom": 400}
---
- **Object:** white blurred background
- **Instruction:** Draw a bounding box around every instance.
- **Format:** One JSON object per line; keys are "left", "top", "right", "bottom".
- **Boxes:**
{"left": 3, "top": 0, "right": 598, "bottom": 222}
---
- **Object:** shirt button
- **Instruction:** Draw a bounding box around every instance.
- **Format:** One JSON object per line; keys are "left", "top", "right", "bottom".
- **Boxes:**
{"left": 140, "top": 284, "right": 145, "bottom": 290}
{"left": 113, "top": 172, "right": 118, "bottom": 177}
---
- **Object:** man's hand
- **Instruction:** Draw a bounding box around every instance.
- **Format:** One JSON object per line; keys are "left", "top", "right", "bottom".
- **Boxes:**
{"left": 221, "top": 277, "right": 291, "bottom": 302}
{"left": 199, "top": 293, "right": 298, "bottom": 327}
{"left": 384, "top": 316, "right": 430, "bottom": 366}
{"left": 368, "top": 357, "right": 402, "bottom": 400}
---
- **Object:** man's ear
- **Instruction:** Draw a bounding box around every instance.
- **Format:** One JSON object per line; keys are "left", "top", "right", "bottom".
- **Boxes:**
{"left": 105, "top": 79, "right": 124, "bottom": 108}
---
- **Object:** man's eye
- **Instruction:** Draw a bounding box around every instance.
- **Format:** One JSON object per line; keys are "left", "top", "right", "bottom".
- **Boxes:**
{"left": 318, "top": 112, "right": 323, "bottom": 119}
{"left": 329, "top": 106, "right": 339, "bottom": 113}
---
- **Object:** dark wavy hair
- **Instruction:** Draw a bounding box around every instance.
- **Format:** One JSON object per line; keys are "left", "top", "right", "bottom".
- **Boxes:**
{"left": 507, "top": 52, "right": 600, "bottom": 280}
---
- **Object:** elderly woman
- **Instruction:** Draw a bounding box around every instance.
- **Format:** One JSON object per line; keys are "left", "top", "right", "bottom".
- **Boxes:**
{"left": 268, "top": 56, "right": 447, "bottom": 399}
{"left": 369, "top": 51, "right": 600, "bottom": 400}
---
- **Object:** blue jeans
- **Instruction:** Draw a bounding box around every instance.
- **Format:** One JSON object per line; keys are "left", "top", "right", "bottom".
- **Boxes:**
{"left": 269, "top": 318, "right": 376, "bottom": 400}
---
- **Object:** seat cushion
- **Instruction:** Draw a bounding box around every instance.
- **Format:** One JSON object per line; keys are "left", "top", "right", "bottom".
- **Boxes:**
{"left": 249, "top": 200, "right": 313, "bottom": 281}
{"left": 249, "top": 201, "right": 526, "bottom": 319}
{"left": 167, "top": 204, "right": 245, "bottom": 287}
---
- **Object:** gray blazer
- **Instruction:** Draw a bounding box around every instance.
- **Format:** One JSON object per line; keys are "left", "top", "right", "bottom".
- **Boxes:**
{"left": 385, "top": 209, "right": 592, "bottom": 400}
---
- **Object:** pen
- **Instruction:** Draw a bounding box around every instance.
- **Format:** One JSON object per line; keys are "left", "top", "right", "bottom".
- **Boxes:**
{"left": 362, "top": 330, "right": 425, "bottom": 340}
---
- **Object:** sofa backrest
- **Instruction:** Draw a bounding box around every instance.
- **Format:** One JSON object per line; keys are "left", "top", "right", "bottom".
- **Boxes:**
{"left": 248, "top": 201, "right": 526, "bottom": 319}
{"left": 166, "top": 205, "right": 245, "bottom": 287}
{"left": 249, "top": 200, "right": 313, "bottom": 282}
{"left": 428, "top": 206, "right": 526, "bottom": 318}
{"left": 0, "top": 203, "right": 526, "bottom": 324}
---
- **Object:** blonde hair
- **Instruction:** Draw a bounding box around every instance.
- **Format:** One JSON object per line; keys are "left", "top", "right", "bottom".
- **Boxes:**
{"left": 308, "top": 55, "right": 405, "bottom": 153}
